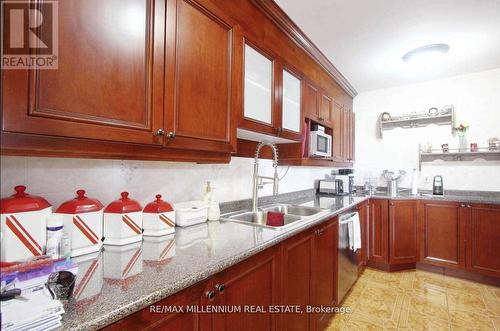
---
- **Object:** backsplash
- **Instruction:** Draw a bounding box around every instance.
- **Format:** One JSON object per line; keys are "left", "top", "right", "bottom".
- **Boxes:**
{"left": 0, "top": 156, "right": 332, "bottom": 208}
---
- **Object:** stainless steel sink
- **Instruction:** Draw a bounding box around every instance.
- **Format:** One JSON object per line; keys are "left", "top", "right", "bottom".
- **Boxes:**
{"left": 223, "top": 211, "right": 302, "bottom": 228}
{"left": 260, "top": 204, "right": 323, "bottom": 217}
{"left": 220, "top": 203, "right": 324, "bottom": 230}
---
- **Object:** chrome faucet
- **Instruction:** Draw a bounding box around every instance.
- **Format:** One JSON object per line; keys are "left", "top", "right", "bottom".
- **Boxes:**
{"left": 252, "top": 141, "right": 279, "bottom": 212}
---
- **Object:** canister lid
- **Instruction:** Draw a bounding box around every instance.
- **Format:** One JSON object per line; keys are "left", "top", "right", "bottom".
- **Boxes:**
{"left": 0, "top": 185, "right": 51, "bottom": 213}
{"left": 56, "top": 189, "right": 103, "bottom": 214}
{"left": 143, "top": 194, "right": 174, "bottom": 213}
{"left": 104, "top": 192, "right": 142, "bottom": 214}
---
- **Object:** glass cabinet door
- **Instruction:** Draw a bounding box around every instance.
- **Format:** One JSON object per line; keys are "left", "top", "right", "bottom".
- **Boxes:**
{"left": 244, "top": 44, "right": 273, "bottom": 124}
{"left": 282, "top": 69, "right": 301, "bottom": 132}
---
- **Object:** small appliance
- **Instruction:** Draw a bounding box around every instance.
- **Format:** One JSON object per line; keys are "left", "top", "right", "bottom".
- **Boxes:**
{"left": 317, "top": 179, "right": 344, "bottom": 195}
{"left": 433, "top": 175, "right": 444, "bottom": 195}
{"left": 336, "top": 175, "right": 353, "bottom": 195}
{"left": 339, "top": 169, "right": 355, "bottom": 193}
{"left": 309, "top": 127, "right": 332, "bottom": 158}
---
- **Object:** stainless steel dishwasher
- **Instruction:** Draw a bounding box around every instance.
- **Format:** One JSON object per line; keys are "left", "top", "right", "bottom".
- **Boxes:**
{"left": 338, "top": 211, "right": 360, "bottom": 302}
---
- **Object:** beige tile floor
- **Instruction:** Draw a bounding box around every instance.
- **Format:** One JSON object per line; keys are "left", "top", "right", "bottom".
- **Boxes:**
{"left": 328, "top": 268, "right": 500, "bottom": 330}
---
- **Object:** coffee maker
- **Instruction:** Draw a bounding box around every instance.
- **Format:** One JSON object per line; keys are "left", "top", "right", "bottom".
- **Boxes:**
{"left": 337, "top": 169, "right": 355, "bottom": 194}
{"left": 433, "top": 175, "right": 444, "bottom": 195}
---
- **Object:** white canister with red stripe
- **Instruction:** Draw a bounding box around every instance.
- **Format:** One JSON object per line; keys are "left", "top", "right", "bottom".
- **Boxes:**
{"left": 103, "top": 192, "right": 143, "bottom": 246}
{"left": 56, "top": 190, "right": 104, "bottom": 257}
{"left": 0, "top": 186, "right": 52, "bottom": 262}
{"left": 142, "top": 194, "right": 175, "bottom": 237}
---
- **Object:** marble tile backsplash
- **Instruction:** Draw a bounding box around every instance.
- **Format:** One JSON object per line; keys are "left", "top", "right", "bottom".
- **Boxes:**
{"left": 0, "top": 156, "right": 332, "bottom": 209}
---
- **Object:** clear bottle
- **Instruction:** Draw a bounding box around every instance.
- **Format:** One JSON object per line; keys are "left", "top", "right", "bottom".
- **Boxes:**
{"left": 46, "top": 214, "right": 64, "bottom": 258}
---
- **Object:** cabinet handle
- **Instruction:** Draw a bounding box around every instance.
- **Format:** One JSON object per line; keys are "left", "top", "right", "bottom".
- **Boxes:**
{"left": 166, "top": 131, "right": 176, "bottom": 139}
{"left": 460, "top": 204, "right": 466, "bottom": 208}
{"left": 206, "top": 290, "right": 216, "bottom": 301}
{"left": 154, "top": 128, "right": 165, "bottom": 136}
{"left": 215, "top": 283, "right": 225, "bottom": 294}
{"left": 315, "top": 229, "right": 324, "bottom": 236}
{"left": 466, "top": 205, "right": 471, "bottom": 208}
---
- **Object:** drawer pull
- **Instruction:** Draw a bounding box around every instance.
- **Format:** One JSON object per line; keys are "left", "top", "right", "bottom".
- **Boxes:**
{"left": 206, "top": 290, "right": 216, "bottom": 301}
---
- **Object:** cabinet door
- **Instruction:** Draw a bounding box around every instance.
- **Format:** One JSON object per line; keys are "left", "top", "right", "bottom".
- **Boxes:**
{"left": 280, "top": 67, "right": 302, "bottom": 140}
{"left": 281, "top": 229, "right": 315, "bottom": 331}
{"left": 164, "top": 0, "right": 240, "bottom": 152}
{"left": 319, "top": 93, "right": 333, "bottom": 127}
{"left": 104, "top": 280, "right": 213, "bottom": 331}
{"left": 312, "top": 219, "right": 338, "bottom": 331}
{"left": 467, "top": 204, "right": 500, "bottom": 277}
{"left": 389, "top": 200, "right": 418, "bottom": 265}
{"left": 304, "top": 82, "right": 319, "bottom": 121}
{"left": 368, "top": 199, "right": 389, "bottom": 264}
{"left": 420, "top": 201, "right": 466, "bottom": 269}
{"left": 341, "top": 109, "right": 349, "bottom": 162}
{"left": 2, "top": 0, "right": 165, "bottom": 145}
{"left": 212, "top": 246, "right": 281, "bottom": 331}
{"left": 349, "top": 111, "right": 355, "bottom": 163}
{"left": 332, "top": 102, "right": 344, "bottom": 162}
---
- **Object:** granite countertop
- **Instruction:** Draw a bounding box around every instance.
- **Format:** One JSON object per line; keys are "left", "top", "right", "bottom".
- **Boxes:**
{"left": 365, "top": 191, "right": 500, "bottom": 205}
{"left": 61, "top": 190, "right": 500, "bottom": 330}
{"left": 62, "top": 194, "right": 366, "bottom": 330}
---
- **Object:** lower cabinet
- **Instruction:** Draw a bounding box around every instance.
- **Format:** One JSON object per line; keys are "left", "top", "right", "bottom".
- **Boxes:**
{"left": 419, "top": 201, "right": 467, "bottom": 269}
{"left": 280, "top": 217, "right": 338, "bottom": 331}
{"left": 105, "top": 218, "right": 338, "bottom": 331}
{"left": 357, "top": 200, "right": 369, "bottom": 269}
{"left": 467, "top": 204, "right": 500, "bottom": 278}
{"left": 368, "top": 199, "right": 389, "bottom": 265}
{"left": 389, "top": 200, "right": 418, "bottom": 265}
{"left": 212, "top": 245, "right": 281, "bottom": 331}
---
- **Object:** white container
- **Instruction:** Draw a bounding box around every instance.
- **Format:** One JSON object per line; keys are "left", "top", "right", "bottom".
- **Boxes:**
{"left": 173, "top": 201, "right": 208, "bottom": 227}
{"left": 55, "top": 190, "right": 104, "bottom": 257}
{"left": 143, "top": 194, "right": 176, "bottom": 237}
{"left": 0, "top": 186, "right": 52, "bottom": 262}
{"left": 103, "top": 242, "right": 143, "bottom": 284}
{"left": 72, "top": 252, "right": 104, "bottom": 304}
{"left": 143, "top": 234, "right": 176, "bottom": 263}
{"left": 46, "top": 214, "right": 64, "bottom": 258}
{"left": 104, "top": 192, "right": 143, "bottom": 246}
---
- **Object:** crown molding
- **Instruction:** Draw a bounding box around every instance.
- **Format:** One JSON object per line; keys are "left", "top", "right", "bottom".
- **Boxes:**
{"left": 251, "top": 0, "right": 358, "bottom": 97}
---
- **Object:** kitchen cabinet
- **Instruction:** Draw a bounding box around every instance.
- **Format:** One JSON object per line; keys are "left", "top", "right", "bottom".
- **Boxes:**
{"left": 467, "top": 204, "right": 500, "bottom": 278}
{"left": 312, "top": 219, "right": 338, "bottom": 331}
{"left": 164, "top": 0, "right": 240, "bottom": 153}
{"left": 281, "top": 217, "right": 338, "bottom": 331}
{"left": 211, "top": 246, "right": 281, "bottom": 331}
{"left": 389, "top": 200, "right": 418, "bottom": 265}
{"left": 2, "top": 0, "right": 166, "bottom": 146}
{"left": 105, "top": 279, "right": 213, "bottom": 331}
{"left": 319, "top": 93, "right": 334, "bottom": 127}
{"left": 2, "top": 0, "right": 239, "bottom": 160}
{"left": 303, "top": 82, "right": 320, "bottom": 123}
{"left": 419, "top": 201, "right": 466, "bottom": 269}
{"left": 332, "top": 102, "right": 344, "bottom": 163}
{"left": 279, "top": 67, "right": 303, "bottom": 140}
{"left": 340, "top": 108, "right": 355, "bottom": 164}
{"left": 368, "top": 199, "right": 389, "bottom": 266}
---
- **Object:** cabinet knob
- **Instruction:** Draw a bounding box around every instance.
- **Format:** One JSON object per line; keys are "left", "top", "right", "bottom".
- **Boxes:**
{"left": 154, "top": 128, "right": 165, "bottom": 136}
{"left": 166, "top": 131, "right": 176, "bottom": 139}
{"left": 460, "top": 204, "right": 466, "bottom": 208}
{"left": 206, "top": 290, "right": 216, "bottom": 301}
{"left": 466, "top": 204, "right": 471, "bottom": 208}
{"left": 215, "top": 283, "right": 225, "bottom": 294}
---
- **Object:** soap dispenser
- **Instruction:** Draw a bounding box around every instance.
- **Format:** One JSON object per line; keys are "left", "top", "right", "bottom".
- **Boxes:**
{"left": 204, "top": 181, "right": 220, "bottom": 221}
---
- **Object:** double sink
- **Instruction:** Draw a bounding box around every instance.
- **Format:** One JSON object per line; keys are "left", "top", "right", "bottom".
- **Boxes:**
{"left": 221, "top": 204, "right": 325, "bottom": 230}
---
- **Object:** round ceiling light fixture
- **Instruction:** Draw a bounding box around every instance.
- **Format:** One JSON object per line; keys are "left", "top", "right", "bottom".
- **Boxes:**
{"left": 402, "top": 43, "right": 450, "bottom": 63}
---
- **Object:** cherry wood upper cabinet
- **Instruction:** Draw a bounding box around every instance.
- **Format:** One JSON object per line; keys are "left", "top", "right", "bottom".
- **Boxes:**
{"left": 303, "top": 81, "right": 320, "bottom": 123}
{"left": 319, "top": 93, "right": 333, "bottom": 127}
{"left": 278, "top": 66, "right": 303, "bottom": 141}
{"left": 389, "top": 200, "right": 418, "bottom": 265}
{"left": 164, "top": 0, "right": 241, "bottom": 153}
{"left": 368, "top": 199, "right": 389, "bottom": 265}
{"left": 2, "top": 0, "right": 166, "bottom": 145}
{"left": 332, "top": 102, "right": 344, "bottom": 163}
{"left": 419, "top": 201, "right": 466, "bottom": 269}
{"left": 467, "top": 204, "right": 500, "bottom": 278}
{"left": 212, "top": 246, "right": 281, "bottom": 331}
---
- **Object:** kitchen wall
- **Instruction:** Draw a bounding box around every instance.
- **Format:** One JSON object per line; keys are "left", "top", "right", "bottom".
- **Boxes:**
{"left": 0, "top": 156, "right": 332, "bottom": 208}
{"left": 354, "top": 68, "right": 500, "bottom": 191}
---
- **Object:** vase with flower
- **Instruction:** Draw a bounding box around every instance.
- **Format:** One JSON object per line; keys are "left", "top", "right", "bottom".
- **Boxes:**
{"left": 454, "top": 123, "right": 469, "bottom": 152}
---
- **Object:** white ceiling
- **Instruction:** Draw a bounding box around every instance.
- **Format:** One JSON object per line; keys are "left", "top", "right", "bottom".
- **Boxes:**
{"left": 275, "top": 0, "right": 500, "bottom": 92}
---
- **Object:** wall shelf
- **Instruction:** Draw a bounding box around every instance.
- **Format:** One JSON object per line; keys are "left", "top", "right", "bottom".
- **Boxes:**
{"left": 418, "top": 146, "right": 500, "bottom": 170}
{"left": 377, "top": 106, "right": 455, "bottom": 138}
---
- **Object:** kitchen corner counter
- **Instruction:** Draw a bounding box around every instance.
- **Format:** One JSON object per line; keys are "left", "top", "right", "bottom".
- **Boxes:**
{"left": 62, "top": 195, "right": 366, "bottom": 330}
